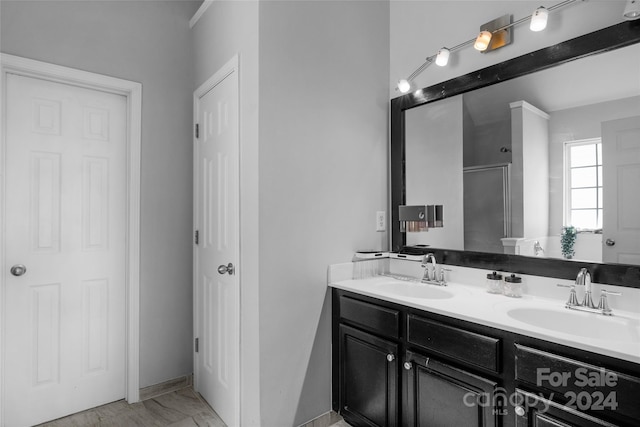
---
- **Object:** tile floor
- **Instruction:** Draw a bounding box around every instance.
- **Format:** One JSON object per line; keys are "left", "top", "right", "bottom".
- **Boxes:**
{"left": 33, "top": 385, "right": 351, "bottom": 427}
{"left": 35, "top": 387, "right": 225, "bottom": 427}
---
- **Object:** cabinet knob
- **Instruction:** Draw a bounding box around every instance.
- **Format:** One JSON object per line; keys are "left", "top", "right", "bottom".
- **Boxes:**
{"left": 515, "top": 406, "right": 525, "bottom": 416}
{"left": 386, "top": 353, "right": 395, "bottom": 362}
{"left": 403, "top": 362, "right": 412, "bottom": 370}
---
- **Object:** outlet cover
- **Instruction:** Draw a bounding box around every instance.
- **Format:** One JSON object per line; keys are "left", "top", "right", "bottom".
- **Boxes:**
{"left": 376, "top": 211, "right": 386, "bottom": 232}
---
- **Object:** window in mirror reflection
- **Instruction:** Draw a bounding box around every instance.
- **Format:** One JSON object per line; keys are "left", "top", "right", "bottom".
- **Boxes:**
{"left": 565, "top": 139, "right": 603, "bottom": 230}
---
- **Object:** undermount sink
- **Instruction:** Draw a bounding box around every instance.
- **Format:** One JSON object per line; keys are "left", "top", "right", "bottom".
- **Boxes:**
{"left": 373, "top": 281, "right": 454, "bottom": 300}
{"left": 506, "top": 307, "right": 639, "bottom": 342}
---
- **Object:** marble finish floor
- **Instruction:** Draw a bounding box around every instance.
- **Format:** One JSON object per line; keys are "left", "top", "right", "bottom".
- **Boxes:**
{"left": 36, "top": 387, "right": 225, "bottom": 427}
{"left": 34, "top": 384, "right": 352, "bottom": 427}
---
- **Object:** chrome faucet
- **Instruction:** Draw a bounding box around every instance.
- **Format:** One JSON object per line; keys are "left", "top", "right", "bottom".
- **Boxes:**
{"left": 576, "top": 267, "right": 596, "bottom": 308}
{"left": 557, "top": 268, "right": 622, "bottom": 316}
{"left": 422, "top": 253, "right": 437, "bottom": 281}
{"left": 421, "top": 253, "right": 448, "bottom": 286}
{"left": 533, "top": 240, "right": 545, "bottom": 256}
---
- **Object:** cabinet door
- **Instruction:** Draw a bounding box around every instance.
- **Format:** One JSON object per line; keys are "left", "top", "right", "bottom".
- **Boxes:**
{"left": 515, "top": 344, "right": 640, "bottom": 425}
{"left": 515, "top": 389, "right": 616, "bottom": 427}
{"left": 339, "top": 324, "right": 399, "bottom": 427}
{"left": 403, "top": 351, "right": 498, "bottom": 427}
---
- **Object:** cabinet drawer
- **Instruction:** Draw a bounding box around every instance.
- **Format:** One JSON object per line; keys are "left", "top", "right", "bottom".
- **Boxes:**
{"left": 515, "top": 344, "right": 640, "bottom": 422}
{"left": 339, "top": 295, "right": 400, "bottom": 339}
{"left": 515, "top": 389, "right": 616, "bottom": 427}
{"left": 407, "top": 314, "right": 500, "bottom": 373}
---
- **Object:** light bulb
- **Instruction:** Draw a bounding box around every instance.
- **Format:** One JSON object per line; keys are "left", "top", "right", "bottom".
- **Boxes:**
{"left": 530, "top": 6, "right": 549, "bottom": 31}
{"left": 474, "top": 31, "right": 492, "bottom": 51}
{"left": 624, "top": 0, "right": 640, "bottom": 20}
{"left": 397, "top": 79, "right": 411, "bottom": 93}
{"left": 435, "top": 48, "right": 450, "bottom": 66}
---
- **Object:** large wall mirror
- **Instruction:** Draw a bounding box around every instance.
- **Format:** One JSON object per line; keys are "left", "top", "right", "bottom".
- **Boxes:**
{"left": 391, "top": 21, "right": 640, "bottom": 288}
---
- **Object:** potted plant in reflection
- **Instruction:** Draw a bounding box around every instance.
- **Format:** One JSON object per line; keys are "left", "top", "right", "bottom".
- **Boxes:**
{"left": 561, "top": 226, "right": 577, "bottom": 259}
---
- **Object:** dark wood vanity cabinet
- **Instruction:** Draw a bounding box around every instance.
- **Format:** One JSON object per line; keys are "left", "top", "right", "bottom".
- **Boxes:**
{"left": 403, "top": 350, "right": 499, "bottom": 427}
{"left": 403, "top": 314, "right": 502, "bottom": 427}
{"left": 335, "top": 294, "right": 401, "bottom": 427}
{"left": 333, "top": 290, "right": 500, "bottom": 427}
{"left": 332, "top": 289, "right": 640, "bottom": 427}
{"left": 338, "top": 324, "right": 399, "bottom": 427}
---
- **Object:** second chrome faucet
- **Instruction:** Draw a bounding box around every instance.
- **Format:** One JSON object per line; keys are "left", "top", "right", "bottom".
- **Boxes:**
{"left": 558, "top": 268, "right": 622, "bottom": 316}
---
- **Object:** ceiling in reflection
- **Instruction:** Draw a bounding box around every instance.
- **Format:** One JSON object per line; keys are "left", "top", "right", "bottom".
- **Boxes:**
{"left": 464, "top": 43, "right": 640, "bottom": 125}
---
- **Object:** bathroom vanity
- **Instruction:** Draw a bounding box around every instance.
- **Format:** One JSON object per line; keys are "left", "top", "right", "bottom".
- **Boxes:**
{"left": 329, "top": 264, "right": 640, "bottom": 427}
{"left": 339, "top": 17, "right": 640, "bottom": 427}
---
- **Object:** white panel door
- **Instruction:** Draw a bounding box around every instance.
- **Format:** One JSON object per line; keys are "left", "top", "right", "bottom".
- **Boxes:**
{"left": 195, "top": 66, "right": 240, "bottom": 426}
{"left": 602, "top": 116, "right": 640, "bottom": 265}
{"left": 4, "top": 74, "right": 127, "bottom": 426}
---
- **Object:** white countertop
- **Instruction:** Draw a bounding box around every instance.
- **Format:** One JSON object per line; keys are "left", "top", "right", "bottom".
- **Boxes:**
{"left": 329, "top": 262, "right": 640, "bottom": 365}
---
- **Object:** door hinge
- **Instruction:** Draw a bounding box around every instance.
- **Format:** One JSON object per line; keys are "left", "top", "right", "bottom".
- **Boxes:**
{"left": 195, "top": 337, "right": 199, "bottom": 353}
{"left": 195, "top": 230, "right": 199, "bottom": 245}
{"left": 195, "top": 123, "right": 199, "bottom": 139}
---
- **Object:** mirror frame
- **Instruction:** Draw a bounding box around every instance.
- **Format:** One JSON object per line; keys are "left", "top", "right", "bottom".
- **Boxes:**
{"left": 390, "top": 21, "right": 640, "bottom": 288}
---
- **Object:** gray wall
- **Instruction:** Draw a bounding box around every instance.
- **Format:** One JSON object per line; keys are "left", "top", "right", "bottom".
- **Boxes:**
{"left": 258, "top": 2, "right": 389, "bottom": 425}
{"left": 192, "top": 2, "right": 389, "bottom": 424}
{"left": 405, "top": 96, "right": 464, "bottom": 249}
{"left": 1, "top": 0, "right": 200, "bottom": 388}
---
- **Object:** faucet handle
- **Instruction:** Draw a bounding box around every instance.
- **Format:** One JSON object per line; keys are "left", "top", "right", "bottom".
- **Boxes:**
{"left": 597, "top": 289, "right": 622, "bottom": 315}
{"left": 439, "top": 267, "right": 451, "bottom": 283}
{"left": 557, "top": 283, "right": 579, "bottom": 307}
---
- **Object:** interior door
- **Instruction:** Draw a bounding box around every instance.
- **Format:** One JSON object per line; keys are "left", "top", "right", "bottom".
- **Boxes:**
{"left": 463, "top": 164, "right": 511, "bottom": 253}
{"left": 194, "top": 65, "right": 240, "bottom": 426}
{"left": 4, "top": 74, "right": 127, "bottom": 426}
{"left": 602, "top": 116, "right": 640, "bottom": 265}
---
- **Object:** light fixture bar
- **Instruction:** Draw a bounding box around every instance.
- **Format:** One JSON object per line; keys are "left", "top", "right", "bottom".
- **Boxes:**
{"left": 397, "top": 0, "right": 581, "bottom": 92}
{"left": 407, "top": 57, "right": 434, "bottom": 82}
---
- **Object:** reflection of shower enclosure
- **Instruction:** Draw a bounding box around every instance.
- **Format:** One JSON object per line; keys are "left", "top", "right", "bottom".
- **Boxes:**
{"left": 463, "top": 163, "right": 511, "bottom": 253}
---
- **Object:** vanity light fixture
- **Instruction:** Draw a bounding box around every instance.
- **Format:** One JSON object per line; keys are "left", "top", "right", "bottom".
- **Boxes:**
{"left": 477, "top": 15, "right": 512, "bottom": 53}
{"left": 530, "top": 6, "right": 549, "bottom": 31}
{"left": 396, "top": 0, "right": 583, "bottom": 93}
{"left": 435, "top": 48, "right": 450, "bottom": 66}
{"left": 624, "top": 0, "right": 640, "bottom": 20}
{"left": 474, "top": 31, "right": 493, "bottom": 51}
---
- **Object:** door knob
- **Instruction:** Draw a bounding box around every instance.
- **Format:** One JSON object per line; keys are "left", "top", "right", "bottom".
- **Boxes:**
{"left": 10, "top": 264, "right": 27, "bottom": 276}
{"left": 217, "top": 263, "right": 235, "bottom": 275}
{"left": 605, "top": 238, "right": 615, "bottom": 247}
